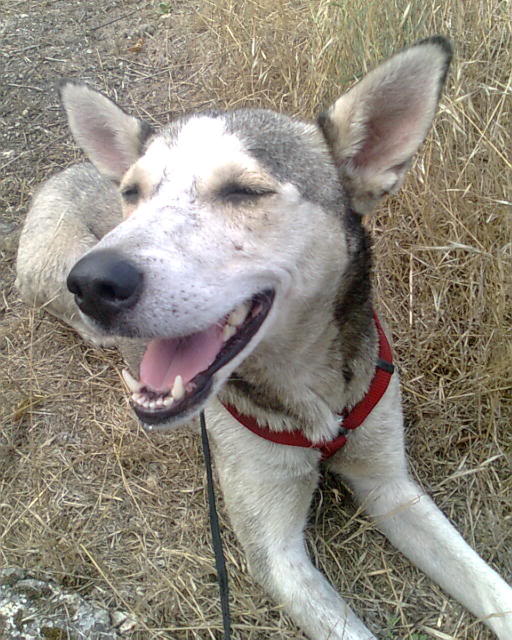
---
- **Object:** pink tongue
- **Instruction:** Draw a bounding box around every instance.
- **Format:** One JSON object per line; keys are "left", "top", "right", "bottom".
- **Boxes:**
{"left": 139, "top": 324, "right": 225, "bottom": 392}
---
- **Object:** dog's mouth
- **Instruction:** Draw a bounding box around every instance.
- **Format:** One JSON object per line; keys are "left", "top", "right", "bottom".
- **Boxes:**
{"left": 122, "top": 290, "right": 275, "bottom": 428}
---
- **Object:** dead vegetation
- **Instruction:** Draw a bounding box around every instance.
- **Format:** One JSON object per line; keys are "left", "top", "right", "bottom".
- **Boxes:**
{"left": 0, "top": 0, "right": 510, "bottom": 639}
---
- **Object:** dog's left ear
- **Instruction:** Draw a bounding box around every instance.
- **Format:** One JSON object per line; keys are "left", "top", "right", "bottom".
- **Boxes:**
{"left": 318, "top": 36, "right": 452, "bottom": 214}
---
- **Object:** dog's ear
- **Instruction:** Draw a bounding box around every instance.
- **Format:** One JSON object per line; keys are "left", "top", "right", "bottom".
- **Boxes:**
{"left": 59, "top": 81, "right": 153, "bottom": 182}
{"left": 318, "top": 37, "right": 452, "bottom": 214}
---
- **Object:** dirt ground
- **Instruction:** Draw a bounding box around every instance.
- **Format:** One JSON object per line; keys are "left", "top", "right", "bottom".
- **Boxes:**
{"left": 1, "top": 1, "right": 510, "bottom": 639}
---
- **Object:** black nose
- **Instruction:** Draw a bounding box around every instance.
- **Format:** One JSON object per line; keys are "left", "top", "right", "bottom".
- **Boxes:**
{"left": 67, "top": 249, "right": 143, "bottom": 326}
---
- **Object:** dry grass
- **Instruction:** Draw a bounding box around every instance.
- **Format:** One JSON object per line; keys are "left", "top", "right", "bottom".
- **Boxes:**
{"left": 1, "top": 0, "right": 510, "bottom": 638}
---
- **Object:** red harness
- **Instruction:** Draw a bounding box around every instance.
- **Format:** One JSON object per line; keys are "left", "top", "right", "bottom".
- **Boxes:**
{"left": 223, "top": 313, "right": 394, "bottom": 460}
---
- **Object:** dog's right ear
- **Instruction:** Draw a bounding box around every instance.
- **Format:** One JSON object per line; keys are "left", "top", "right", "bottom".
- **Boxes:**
{"left": 59, "top": 81, "right": 153, "bottom": 182}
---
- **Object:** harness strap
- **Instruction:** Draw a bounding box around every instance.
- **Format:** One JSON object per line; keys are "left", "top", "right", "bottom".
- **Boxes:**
{"left": 223, "top": 312, "right": 394, "bottom": 460}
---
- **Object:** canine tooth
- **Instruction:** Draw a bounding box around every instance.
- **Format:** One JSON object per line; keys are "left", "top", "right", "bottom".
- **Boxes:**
{"left": 171, "top": 375, "right": 185, "bottom": 401}
{"left": 122, "top": 369, "right": 142, "bottom": 393}
{"left": 228, "top": 303, "right": 249, "bottom": 327}
{"left": 163, "top": 396, "right": 174, "bottom": 407}
{"left": 132, "top": 392, "right": 144, "bottom": 404}
{"left": 223, "top": 324, "right": 237, "bottom": 342}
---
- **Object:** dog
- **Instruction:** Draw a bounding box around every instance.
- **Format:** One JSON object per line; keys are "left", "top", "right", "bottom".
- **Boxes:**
{"left": 16, "top": 37, "right": 512, "bottom": 639}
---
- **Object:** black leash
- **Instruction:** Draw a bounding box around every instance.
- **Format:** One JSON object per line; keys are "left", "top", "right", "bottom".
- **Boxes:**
{"left": 200, "top": 411, "right": 232, "bottom": 640}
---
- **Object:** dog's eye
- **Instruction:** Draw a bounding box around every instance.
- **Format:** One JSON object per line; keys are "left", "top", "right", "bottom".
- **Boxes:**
{"left": 121, "top": 184, "right": 140, "bottom": 203}
{"left": 219, "top": 183, "right": 275, "bottom": 204}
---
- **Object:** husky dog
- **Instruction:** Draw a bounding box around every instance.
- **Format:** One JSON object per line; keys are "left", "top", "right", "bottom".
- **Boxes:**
{"left": 16, "top": 38, "right": 512, "bottom": 640}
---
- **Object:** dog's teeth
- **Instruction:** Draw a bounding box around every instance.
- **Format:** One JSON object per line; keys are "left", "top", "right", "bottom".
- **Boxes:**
{"left": 223, "top": 324, "right": 237, "bottom": 342}
{"left": 130, "top": 391, "right": 169, "bottom": 411}
{"left": 228, "top": 302, "right": 249, "bottom": 327}
{"left": 122, "top": 369, "right": 142, "bottom": 393}
{"left": 171, "top": 375, "right": 185, "bottom": 401}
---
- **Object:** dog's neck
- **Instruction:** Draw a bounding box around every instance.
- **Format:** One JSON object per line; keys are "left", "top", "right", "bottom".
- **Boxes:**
{"left": 220, "top": 214, "right": 378, "bottom": 443}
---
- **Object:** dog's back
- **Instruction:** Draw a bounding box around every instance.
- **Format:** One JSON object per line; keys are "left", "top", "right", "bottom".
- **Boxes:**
{"left": 16, "top": 163, "right": 121, "bottom": 342}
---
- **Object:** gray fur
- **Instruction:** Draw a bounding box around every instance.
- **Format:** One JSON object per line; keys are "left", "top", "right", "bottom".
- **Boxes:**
{"left": 16, "top": 163, "right": 121, "bottom": 343}
{"left": 225, "top": 109, "right": 345, "bottom": 211}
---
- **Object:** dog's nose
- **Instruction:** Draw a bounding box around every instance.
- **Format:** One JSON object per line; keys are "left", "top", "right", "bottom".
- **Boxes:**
{"left": 67, "top": 249, "right": 142, "bottom": 325}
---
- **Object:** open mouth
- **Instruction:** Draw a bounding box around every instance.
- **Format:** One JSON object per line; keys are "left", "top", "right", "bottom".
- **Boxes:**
{"left": 122, "top": 290, "right": 275, "bottom": 427}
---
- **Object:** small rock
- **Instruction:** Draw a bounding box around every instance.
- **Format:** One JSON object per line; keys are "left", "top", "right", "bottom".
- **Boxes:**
{"left": 110, "top": 611, "right": 127, "bottom": 628}
{"left": 0, "top": 568, "right": 122, "bottom": 639}
{"left": 118, "top": 616, "right": 137, "bottom": 634}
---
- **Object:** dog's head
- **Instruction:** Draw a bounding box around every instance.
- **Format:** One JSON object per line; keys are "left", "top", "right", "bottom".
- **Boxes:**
{"left": 62, "top": 37, "right": 451, "bottom": 430}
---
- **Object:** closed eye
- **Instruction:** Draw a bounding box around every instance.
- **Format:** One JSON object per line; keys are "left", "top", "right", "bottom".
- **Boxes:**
{"left": 218, "top": 182, "right": 276, "bottom": 204}
{"left": 121, "top": 184, "right": 140, "bottom": 203}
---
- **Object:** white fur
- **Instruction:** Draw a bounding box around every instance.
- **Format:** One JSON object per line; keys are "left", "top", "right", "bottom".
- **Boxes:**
{"left": 207, "top": 373, "right": 512, "bottom": 640}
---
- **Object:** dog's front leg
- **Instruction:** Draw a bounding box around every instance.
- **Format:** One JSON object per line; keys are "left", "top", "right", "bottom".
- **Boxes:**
{"left": 343, "top": 472, "right": 512, "bottom": 639}
{"left": 332, "top": 379, "right": 512, "bottom": 639}
{"left": 207, "top": 402, "right": 378, "bottom": 640}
